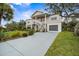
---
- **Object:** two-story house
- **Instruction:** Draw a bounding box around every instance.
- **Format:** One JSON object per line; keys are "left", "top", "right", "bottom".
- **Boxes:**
{"left": 26, "top": 11, "right": 62, "bottom": 32}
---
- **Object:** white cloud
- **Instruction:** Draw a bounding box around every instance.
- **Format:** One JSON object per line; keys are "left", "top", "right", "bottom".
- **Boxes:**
{"left": 13, "top": 10, "right": 34, "bottom": 22}
{"left": 13, "top": 3, "right": 22, "bottom": 5}
{"left": 10, "top": 4, "right": 17, "bottom": 11}
{"left": 21, "top": 10, "right": 34, "bottom": 20}
{"left": 14, "top": 3, "right": 31, "bottom": 6}
{"left": 10, "top": 3, "right": 31, "bottom": 11}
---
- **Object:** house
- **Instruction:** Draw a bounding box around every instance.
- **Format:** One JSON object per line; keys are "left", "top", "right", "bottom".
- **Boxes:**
{"left": 26, "top": 11, "right": 62, "bottom": 32}
{"left": 62, "top": 13, "right": 79, "bottom": 23}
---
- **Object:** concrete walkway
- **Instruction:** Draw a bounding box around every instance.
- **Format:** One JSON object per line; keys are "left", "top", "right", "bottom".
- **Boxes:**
{"left": 0, "top": 32, "right": 58, "bottom": 56}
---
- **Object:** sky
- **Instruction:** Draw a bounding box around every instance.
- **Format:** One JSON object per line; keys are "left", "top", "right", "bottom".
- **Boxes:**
{"left": 2, "top": 3, "right": 46, "bottom": 26}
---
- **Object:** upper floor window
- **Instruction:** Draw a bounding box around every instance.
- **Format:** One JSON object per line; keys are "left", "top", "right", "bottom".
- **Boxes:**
{"left": 51, "top": 17, "right": 57, "bottom": 20}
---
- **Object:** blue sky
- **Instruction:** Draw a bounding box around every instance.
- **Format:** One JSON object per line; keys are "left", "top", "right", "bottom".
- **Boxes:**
{"left": 2, "top": 3, "right": 46, "bottom": 25}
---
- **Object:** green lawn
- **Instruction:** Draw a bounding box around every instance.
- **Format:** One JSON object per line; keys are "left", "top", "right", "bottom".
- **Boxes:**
{"left": 45, "top": 31, "right": 79, "bottom": 56}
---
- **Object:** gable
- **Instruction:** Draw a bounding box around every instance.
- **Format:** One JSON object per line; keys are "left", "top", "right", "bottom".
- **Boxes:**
{"left": 32, "top": 11, "right": 44, "bottom": 17}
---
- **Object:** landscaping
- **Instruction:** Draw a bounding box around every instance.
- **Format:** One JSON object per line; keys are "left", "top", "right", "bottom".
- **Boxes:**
{"left": 0, "top": 29, "right": 35, "bottom": 42}
{"left": 45, "top": 31, "right": 79, "bottom": 56}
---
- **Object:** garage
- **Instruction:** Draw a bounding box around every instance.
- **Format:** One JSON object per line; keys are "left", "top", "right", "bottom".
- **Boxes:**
{"left": 49, "top": 25, "right": 58, "bottom": 31}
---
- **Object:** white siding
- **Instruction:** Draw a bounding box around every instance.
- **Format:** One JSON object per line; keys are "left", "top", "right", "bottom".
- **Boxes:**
{"left": 47, "top": 23, "right": 61, "bottom": 32}
{"left": 46, "top": 15, "right": 62, "bottom": 32}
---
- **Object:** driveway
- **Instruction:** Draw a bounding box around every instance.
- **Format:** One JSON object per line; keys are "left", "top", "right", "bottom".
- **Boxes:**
{"left": 0, "top": 32, "right": 58, "bottom": 56}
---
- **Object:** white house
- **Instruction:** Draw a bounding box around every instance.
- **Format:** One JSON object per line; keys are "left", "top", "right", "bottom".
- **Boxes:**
{"left": 26, "top": 11, "right": 62, "bottom": 32}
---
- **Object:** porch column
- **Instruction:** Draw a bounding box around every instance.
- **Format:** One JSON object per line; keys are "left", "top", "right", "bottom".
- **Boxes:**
{"left": 35, "top": 17, "right": 37, "bottom": 20}
{"left": 31, "top": 24, "right": 32, "bottom": 29}
{"left": 45, "top": 14, "right": 47, "bottom": 32}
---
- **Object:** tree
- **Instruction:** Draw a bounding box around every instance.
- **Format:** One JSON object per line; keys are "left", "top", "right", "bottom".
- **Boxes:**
{"left": 18, "top": 20, "right": 26, "bottom": 30}
{"left": 5, "top": 21, "right": 17, "bottom": 31}
{"left": 45, "top": 3, "right": 79, "bottom": 22}
{"left": 0, "top": 3, "right": 13, "bottom": 26}
{"left": 5, "top": 20, "right": 26, "bottom": 31}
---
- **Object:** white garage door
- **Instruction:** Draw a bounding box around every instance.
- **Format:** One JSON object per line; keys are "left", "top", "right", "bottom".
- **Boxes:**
{"left": 49, "top": 25, "right": 58, "bottom": 31}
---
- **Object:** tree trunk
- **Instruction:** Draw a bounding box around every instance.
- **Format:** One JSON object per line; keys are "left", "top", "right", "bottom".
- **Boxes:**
{"left": 0, "top": 19, "right": 1, "bottom": 26}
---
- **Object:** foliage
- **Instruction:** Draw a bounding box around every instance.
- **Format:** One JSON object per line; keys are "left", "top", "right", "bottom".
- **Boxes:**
{"left": 46, "top": 3, "right": 79, "bottom": 16}
{"left": 46, "top": 3, "right": 79, "bottom": 23}
{"left": 45, "top": 31, "right": 79, "bottom": 56}
{"left": 18, "top": 20, "right": 26, "bottom": 30}
{"left": 62, "top": 22, "right": 68, "bottom": 31}
{"left": 62, "top": 20, "right": 78, "bottom": 32}
{"left": 0, "top": 3, "right": 13, "bottom": 25}
{"left": 22, "top": 32, "right": 28, "bottom": 37}
{"left": 6, "top": 21, "right": 18, "bottom": 31}
{"left": 74, "top": 23, "right": 79, "bottom": 36}
{"left": 0, "top": 32, "right": 5, "bottom": 41}
{"left": 5, "top": 20, "right": 26, "bottom": 31}
{"left": 26, "top": 29, "right": 35, "bottom": 35}
{"left": 0, "top": 30, "right": 35, "bottom": 42}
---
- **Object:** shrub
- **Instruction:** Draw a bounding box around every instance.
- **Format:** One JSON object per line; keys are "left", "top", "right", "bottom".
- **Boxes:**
{"left": 62, "top": 21, "right": 78, "bottom": 32}
{"left": 28, "top": 29, "right": 34, "bottom": 35}
{"left": 11, "top": 31, "right": 20, "bottom": 38}
{"left": 74, "top": 23, "right": 79, "bottom": 36}
{"left": 22, "top": 32, "right": 28, "bottom": 37}
{"left": 0, "top": 30, "right": 35, "bottom": 42}
{"left": 62, "top": 22, "right": 67, "bottom": 31}
{"left": 0, "top": 32, "right": 5, "bottom": 41}
{"left": 19, "top": 31, "right": 28, "bottom": 37}
{"left": 5, "top": 31, "right": 20, "bottom": 39}
{"left": 4, "top": 31, "right": 28, "bottom": 40}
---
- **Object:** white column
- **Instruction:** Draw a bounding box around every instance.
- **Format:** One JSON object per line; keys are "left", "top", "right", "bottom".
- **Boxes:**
{"left": 45, "top": 14, "right": 47, "bottom": 32}
{"left": 31, "top": 24, "right": 32, "bottom": 29}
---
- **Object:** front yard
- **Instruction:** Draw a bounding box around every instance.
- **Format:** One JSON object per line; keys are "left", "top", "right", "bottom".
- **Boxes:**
{"left": 45, "top": 31, "right": 79, "bottom": 56}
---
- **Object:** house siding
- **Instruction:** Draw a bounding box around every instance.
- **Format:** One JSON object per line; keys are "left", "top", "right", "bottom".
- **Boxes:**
{"left": 26, "top": 11, "right": 62, "bottom": 32}
{"left": 46, "top": 15, "right": 62, "bottom": 32}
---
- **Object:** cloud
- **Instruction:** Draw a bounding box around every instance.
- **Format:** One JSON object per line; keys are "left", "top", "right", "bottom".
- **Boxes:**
{"left": 20, "top": 10, "right": 34, "bottom": 20}
{"left": 10, "top": 4, "right": 17, "bottom": 11}
{"left": 10, "top": 3, "right": 32, "bottom": 12}
{"left": 14, "top": 3, "right": 31, "bottom": 6}
{"left": 13, "top": 10, "right": 35, "bottom": 22}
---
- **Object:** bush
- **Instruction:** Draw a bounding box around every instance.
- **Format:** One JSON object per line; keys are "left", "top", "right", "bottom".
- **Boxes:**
{"left": 62, "top": 22, "right": 67, "bottom": 31}
{"left": 4, "top": 31, "right": 28, "bottom": 40}
{"left": 62, "top": 21, "right": 78, "bottom": 32}
{"left": 0, "top": 32, "right": 5, "bottom": 41}
{"left": 4, "top": 31, "right": 20, "bottom": 39}
{"left": 28, "top": 29, "right": 35, "bottom": 35}
{"left": 74, "top": 23, "right": 79, "bottom": 36}
{"left": 19, "top": 31, "right": 28, "bottom": 37}
{"left": 22, "top": 32, "right": 28, "bottom": 37}
{"left": 0, "top": 30, "right": 35, "bottom": 42}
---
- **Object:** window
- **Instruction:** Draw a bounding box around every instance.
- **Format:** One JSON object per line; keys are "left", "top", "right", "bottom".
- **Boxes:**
{"left": 51, "top": 17, "right": 57, "bottom": 20}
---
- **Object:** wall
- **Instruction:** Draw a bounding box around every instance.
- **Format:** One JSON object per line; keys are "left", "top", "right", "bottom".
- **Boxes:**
{"left": 46, "top": 15, "right": 62, "bottom": 32}
{"left": 47, "top": 23, "right": 62, "bottom": 32}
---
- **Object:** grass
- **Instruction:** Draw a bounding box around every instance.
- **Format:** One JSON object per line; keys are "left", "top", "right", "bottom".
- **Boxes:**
{"left": 45, "top": 31, "right": 79, "bottom": 56}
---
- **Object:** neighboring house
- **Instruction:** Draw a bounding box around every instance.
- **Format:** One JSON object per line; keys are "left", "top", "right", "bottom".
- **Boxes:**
{"left": 62, "top": 13, "right": 79, "bottom": 23}
{"left": 26, "top": 11, "right": 62, "bottom": 32}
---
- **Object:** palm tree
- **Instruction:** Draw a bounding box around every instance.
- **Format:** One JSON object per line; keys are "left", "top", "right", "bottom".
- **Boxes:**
{"left": 0, "top": 3, "right": 13, "bottom": 27}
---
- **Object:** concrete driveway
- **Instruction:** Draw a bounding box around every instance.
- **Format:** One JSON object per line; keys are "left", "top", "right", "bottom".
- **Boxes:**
{"left": 0, "top": 32, "right": 58, "bottom": 56}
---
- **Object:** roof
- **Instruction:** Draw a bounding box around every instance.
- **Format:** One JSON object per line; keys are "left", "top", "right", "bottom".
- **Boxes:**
{"left": 31, "top": 11, "right": 44, "bottom": 17}
{"left": 31, "top": 10, "right": 50, "bottom": 18}
{"left": 70, "top": 13, "right": 79, "bottom": 17}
